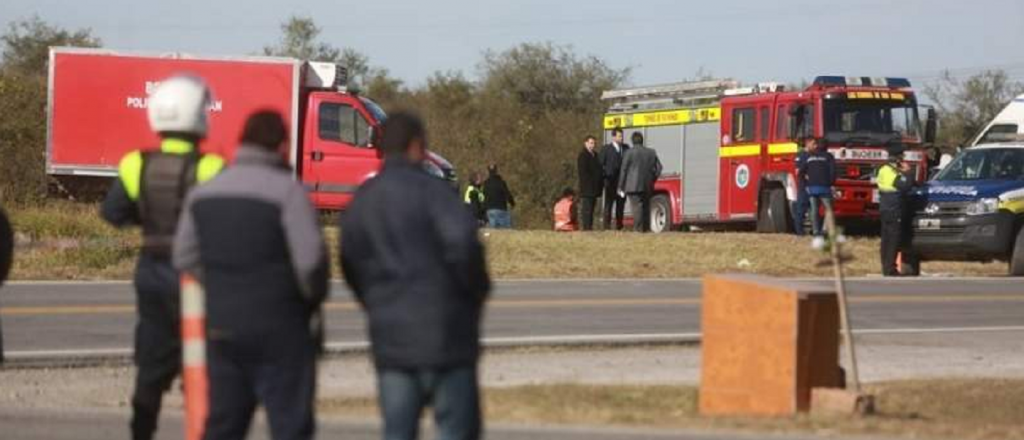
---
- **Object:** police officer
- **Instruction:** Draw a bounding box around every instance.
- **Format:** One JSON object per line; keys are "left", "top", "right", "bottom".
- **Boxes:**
{"left": 101, "top": 75, "right": 225, "bottom": 440}
{"left": 876, "top": 142, "right": 917, "bottom": 276}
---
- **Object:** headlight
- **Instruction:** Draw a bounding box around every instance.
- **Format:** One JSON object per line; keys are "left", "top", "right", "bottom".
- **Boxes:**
{"left": 965, "top": 198, "right": 999, "bottom": 215}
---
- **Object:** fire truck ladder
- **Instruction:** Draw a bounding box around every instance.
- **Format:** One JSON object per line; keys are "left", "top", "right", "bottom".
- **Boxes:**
{"left": 602, "top": 79, "right": 739, "bottom": 113}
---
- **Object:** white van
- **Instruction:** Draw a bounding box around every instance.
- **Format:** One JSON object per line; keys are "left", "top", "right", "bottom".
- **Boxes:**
{"left": 971, "top": 94, "right": 1024, "bottom": 146}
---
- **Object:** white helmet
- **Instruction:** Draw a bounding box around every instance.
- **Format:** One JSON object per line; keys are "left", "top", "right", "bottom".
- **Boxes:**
{"left": 147, "top": 75, "right": 212, "bottom": 137}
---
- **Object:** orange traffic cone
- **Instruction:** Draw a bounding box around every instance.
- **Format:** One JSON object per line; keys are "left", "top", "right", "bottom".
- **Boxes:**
{"left": 896, "top": 251, "right": 903, "bottom": 274}
{"left": 181, "top": 274, "right": 208, "bottom": 440}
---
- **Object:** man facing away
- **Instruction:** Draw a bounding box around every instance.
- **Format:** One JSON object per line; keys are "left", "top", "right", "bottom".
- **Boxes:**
{"left": 599, "top": 128, "right": 629, "bottom": 230}
{"left": 174, "top": 111, "right": 329, "bottom": 440}
{"left": 482, "top": 164, "right": 515, "bottom": 229}
{"left": 798, "top": 137, "right": 836, "bottom": 236}
{"left": 618, "top": 132, "right": 662, "bottom": 233}
{"left": 100, "top": 76, "right": 225, "bottom": 440}
{"left": 341, "top": 112, "right": 491, "bottom": 440}
{"left": 577, "top": 134, "right": 604, "bottom": 230}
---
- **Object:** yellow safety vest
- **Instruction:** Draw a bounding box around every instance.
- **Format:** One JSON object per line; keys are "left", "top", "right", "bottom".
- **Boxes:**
{"left": 876, "top": 163, "right": 901, "bottom": 193}
{"left": 117, "top": 138, "right": 225, "bottom": 201}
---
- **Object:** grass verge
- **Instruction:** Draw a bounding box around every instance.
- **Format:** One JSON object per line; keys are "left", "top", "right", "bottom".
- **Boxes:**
{"left": 4, "top": 202, "right": 1009, "bottom": 280}
{"left": 319, "top": 379, "right": 1024, "bottom": 440}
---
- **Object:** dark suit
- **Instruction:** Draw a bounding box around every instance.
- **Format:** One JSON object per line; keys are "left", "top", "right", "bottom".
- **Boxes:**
{"left": 598, "top": 142, "right": 629, "bottom": 230}
{"left": 577, "top": 147, "right": 603, "bottom": 230}
{"left": 618, "top": 145, "right": 663, "bottom": 233}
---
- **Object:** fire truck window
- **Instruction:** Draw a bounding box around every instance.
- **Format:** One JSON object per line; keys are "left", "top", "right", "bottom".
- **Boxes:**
{"left": 355, "top": 112, "right": 371, "bottom": 147}
{"left": 318, "top": 102, "right": 361, "bottom": 146}
{"left": 776, "top": 105, "right": 788, "bottom": 140}
{"left": 732, "top": 108, "right": 756, "bottom": 143}
{"left": 760, "top": 107, "right": 769, "bottom": 141}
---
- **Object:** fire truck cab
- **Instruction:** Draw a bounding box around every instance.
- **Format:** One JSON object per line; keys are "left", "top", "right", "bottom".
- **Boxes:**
{"left": 602, "top": 76, "right": 934, "bottom": 233}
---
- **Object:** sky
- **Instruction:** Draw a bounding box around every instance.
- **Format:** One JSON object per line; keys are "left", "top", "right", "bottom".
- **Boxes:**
{"left": 3, "top": 0, "right": 1024, "bottom": 90}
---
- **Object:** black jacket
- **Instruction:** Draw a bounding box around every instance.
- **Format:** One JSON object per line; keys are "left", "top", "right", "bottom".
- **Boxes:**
{"left": 483, "top": 173, "right": 515, "bottom": 211}
{"left": 577, "top": 148, "right": 604, "bottom": 198}
{"left": 599, "top": 142, "right": 629, "bottom": 179}
{"left": 341, "top": 159, "right": 491, "bottom": 368}
{"left": 0, "top": 206, "right": 12, "bottom": 286}
{"left": 798, "top": 150, "right": 836, "bottom": 188}
{"left": 173, "top": 147, "right": 329, "bottom": 344}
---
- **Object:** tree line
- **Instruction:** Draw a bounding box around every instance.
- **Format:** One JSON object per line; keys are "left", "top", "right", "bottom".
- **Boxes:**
{"left": 1, "top": 15, "right": 1022, "bottom": 228}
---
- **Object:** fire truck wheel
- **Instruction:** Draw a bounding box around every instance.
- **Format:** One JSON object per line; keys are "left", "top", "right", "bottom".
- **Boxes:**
{"left": 1009, "top": 226, "right": 1024, "bottom": 276}
{"left": 758, "top": 188, "right": 790, "bottom": 233}
{"left": 650, "top": 194, "right": 670, "bottom": 234}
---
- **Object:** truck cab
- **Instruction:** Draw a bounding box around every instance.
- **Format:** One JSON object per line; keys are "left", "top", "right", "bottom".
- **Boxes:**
{"left": 912, "top": 143, "right": 1024, "bottom": 275}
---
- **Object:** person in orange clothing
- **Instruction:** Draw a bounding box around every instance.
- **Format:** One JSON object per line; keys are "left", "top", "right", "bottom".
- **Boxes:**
{"left": 554, "top": 188, "right": 578, "bottom": 232}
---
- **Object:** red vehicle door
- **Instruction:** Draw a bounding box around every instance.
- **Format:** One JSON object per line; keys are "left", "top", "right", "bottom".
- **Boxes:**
{"left": 719, "top": 101, "right": 762, "bottom": 220}
{"left": 304, "top": 92, "right": 382, "bottom": 209}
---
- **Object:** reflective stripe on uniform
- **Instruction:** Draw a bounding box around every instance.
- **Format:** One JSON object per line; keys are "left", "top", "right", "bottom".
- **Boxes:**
{"left": 197, "top": 155, "right": 225, "bottom": 183}
{"left": 118, "top": 151, "right": 144, "bottom": 201}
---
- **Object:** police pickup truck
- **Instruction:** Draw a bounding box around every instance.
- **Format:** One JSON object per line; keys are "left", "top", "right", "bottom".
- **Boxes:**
{"left": 912, "top": 143, "right": 1024, "bottom": 275}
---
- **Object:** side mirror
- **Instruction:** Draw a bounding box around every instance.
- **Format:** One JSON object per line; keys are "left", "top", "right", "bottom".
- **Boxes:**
{"left": 924, "top": 108, "right": 938, "bottom": 144}
{"left": 367, "top": 126, "right": 378, "bottom": 148}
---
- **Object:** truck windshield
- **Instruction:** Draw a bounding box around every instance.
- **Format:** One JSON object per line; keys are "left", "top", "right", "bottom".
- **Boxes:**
{"left": 360, "top": 97, "right": 387, "bottom": 124}
{"left": 823, "top": 98, "right": 920, "bottom": 144}
{"left": 934, "top": 148, "right": 1024, "bottom": 181}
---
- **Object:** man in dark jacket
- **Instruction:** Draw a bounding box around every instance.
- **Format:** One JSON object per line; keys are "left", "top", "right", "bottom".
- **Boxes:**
{"left": 174, "top": 111, "right": 329, "bottom": 440}
{"left": 341, "top": 112, "right": 491, "bottom": 440}
{"left": 577, "top": 135, "right": 604, "bottom": 230}
{"left": 0, "top": 205, "right": 12, "bottom": 364}
{"left": 482, "top": 164, "right": 515, "bottom": 229}
{"left": 618, "top": 132, "right": 662, "bottom": 233}
{"left": 797, "top": 137, "right": 835, "bottom": 236}
{"left": 599, "top": 128, "right": 629, "bottom": 230}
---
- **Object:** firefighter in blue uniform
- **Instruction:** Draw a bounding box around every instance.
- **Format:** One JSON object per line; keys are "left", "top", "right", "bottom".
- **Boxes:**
{"left": 100, "top": 76, "right": 225, "bottom": 440}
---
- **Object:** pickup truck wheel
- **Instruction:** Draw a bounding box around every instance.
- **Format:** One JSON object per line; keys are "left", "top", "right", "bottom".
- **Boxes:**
{"left": 650, "top": 194, "right": 670, "bottom": 234}
{"left": 1009, "top": 227, "right": 1024, "bottom": 276}
{"left": 758, "top": 188, "right": 790, "bottom": 234}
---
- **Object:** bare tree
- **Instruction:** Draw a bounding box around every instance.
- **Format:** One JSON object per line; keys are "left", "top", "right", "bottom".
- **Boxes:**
{"left": 924, "top": 70, "right": 1024, "bottom": 147}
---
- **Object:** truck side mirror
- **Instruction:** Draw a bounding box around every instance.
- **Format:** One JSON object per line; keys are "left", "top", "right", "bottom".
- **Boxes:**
{"left": 367, "top": 126, "right": 377, "bottom": 148}
{"left": 924, "top": 108, "right": 938, "bottom": 144}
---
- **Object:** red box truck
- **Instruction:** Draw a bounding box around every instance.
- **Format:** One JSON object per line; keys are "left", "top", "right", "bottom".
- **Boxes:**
{"left": 46, "top": 47, "right": 455, "bottom": 209}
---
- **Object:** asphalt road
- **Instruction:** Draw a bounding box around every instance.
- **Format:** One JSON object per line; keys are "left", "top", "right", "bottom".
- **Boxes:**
{"left": 2, "top": 278, "right": 1023, "bottom": 358}
{"left": 0, "top": 408, "right": 858, "bottom": 440}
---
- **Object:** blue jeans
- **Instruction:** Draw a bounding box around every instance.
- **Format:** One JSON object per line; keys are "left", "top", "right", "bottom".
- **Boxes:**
{"left": 377, "top": 366, "right": 481, "bottom": 440}
{"left": 792, "top": 187, "right": 809, "bottom": 236}
{"left": 807, "top": 186, "right": 833, "bottom": 236}
{"left": 486, "top": 209, "right": 512, "bottom": 229}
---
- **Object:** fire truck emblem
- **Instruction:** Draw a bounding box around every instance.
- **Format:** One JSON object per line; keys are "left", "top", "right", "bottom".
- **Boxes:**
{"left": 735, "top": 164, "right": 750, "bottom": 189}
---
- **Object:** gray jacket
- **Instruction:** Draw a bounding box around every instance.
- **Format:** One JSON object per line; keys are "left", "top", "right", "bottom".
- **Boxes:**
{"left": 618, "top": 144, "right": 663, "bottom": 194}
{"left": 173, "top": 145, "right": 329, "bottom": 339}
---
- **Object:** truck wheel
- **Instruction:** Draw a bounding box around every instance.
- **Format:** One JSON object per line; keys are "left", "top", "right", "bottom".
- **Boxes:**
{"left": 1009, "top": 227, "right": 1024, "bottom": 276}
{"left": 758, "top": 188, "right": 790, "bottom": 234}
{"left": 650, "top": 194, "right": 670, "bottom": 234}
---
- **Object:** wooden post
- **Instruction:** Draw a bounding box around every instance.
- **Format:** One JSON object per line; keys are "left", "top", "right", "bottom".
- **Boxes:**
{"left": 824, "top": 208, "right": 861, "bottom": 393}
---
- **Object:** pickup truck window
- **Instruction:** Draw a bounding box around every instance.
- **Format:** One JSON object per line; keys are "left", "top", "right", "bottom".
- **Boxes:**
{"left": 319, "top": 102, "right": 372, "bottom": 148}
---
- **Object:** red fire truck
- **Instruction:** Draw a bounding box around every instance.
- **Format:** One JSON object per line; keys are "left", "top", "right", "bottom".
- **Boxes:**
{"left": 46, "top": 47, "right": 455, "bottom": 209}
{"left": 602, "top": 76, "right": 936, "bottom": 233}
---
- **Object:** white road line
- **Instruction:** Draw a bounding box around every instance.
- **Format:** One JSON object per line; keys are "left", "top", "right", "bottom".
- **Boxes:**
{"left": 6, "top": 276, "right": 1023, "bottom": 285}
{"left": 7, "top": 326, "right": 1023, "bottom": 360}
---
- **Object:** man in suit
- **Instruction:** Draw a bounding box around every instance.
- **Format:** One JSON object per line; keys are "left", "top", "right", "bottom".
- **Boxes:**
{"left": 599, "top": 128, "right": 629, "bottom": 230}
{"left": 618, "top": 132, "right": 662, "bottom": 233}
{"left": 576, "top": 135, "right": 603, "bottom": 230}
